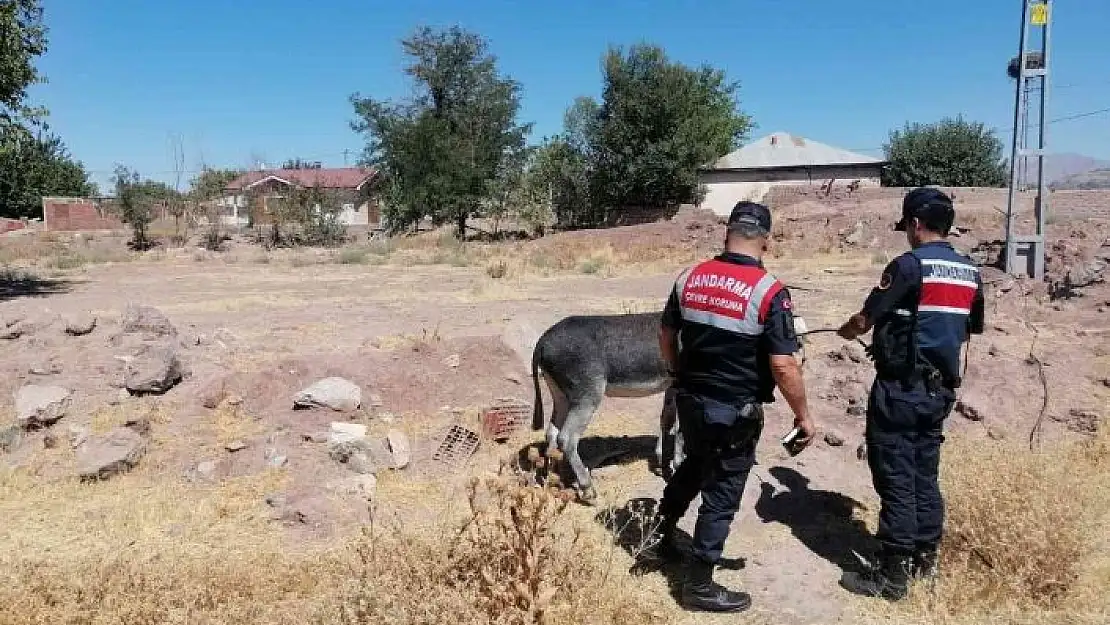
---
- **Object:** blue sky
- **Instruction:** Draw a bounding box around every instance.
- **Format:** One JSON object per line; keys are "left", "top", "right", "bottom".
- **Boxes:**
{"left": 29, "top": 0, "right": 1110, "bottom": 191}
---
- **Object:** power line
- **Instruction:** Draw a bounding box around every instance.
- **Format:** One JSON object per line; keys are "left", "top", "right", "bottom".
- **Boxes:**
{"left": 848, "top": 104, "right": 1110, "bottom": 154}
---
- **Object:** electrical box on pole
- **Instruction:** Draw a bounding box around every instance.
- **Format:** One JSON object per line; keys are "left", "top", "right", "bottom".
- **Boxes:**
{"left": 1004, "top": 0, "right": 1052, "bottom": 279}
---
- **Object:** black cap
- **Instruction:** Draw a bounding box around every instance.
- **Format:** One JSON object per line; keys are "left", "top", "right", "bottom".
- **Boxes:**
{"left": 894, "top": 187, "right": 955, "bottom": 233}
{"left": 727, "top": 201, "right": 772, "bottom": 234}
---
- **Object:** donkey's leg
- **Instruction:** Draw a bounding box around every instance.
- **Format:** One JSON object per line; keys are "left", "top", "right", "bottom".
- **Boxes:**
{"left": 558, "top": 380, "right": 605, "bottom": 505}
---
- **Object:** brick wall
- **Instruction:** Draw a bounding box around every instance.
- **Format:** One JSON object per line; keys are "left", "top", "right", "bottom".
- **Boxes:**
{"left": 42, "top": 197, "right": 126, "bottom": 232}
{"left": 0, "top": 218, "right": 27, "bottom": 234}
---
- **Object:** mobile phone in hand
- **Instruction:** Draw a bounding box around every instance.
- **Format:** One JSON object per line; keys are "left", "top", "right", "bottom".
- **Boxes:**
{"left": 781, "top": 426, "right": 806, "bottom": 456}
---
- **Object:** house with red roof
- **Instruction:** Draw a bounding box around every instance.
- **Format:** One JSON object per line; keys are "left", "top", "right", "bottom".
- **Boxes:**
{"left": 219, "top": 166, "right": 383, "bottom": 230}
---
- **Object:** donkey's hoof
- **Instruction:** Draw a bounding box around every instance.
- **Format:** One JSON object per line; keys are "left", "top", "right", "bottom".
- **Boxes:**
{"left": 546, "top": 449, "right": 565, "bottom": 463}
{"left": 526, "top": 446, "right": 542, "bottom": 466}
{"left": 577, "top": 485, "right": 599, "bottom": 506}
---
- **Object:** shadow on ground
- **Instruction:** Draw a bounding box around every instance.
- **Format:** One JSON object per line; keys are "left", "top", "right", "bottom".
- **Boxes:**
{"left": 754, "top": 466, "right": 874, "bottom": 573}
{"left": 594, "top": 497, "right": 749, "bottom": 603}
{"left": 0, "top": 269, "right": 72, "bottom": 302}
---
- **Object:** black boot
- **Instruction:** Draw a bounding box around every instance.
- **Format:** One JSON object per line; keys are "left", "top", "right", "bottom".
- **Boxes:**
{"left": 911, "top": 549, "right": 938, "bottom": 582}
{"left": 680, "top": 558, "right": 752, "bottom": 612}
{"left": 841, "top": 552, "right": 910, "bottom": 601}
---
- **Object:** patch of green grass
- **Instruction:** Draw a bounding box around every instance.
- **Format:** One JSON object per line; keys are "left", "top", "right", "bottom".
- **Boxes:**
{"left": 337, "top": 247, "right": 368, "bottom": 265}
{"left": 578, "top": 257, "right": 605, "bottom": 275}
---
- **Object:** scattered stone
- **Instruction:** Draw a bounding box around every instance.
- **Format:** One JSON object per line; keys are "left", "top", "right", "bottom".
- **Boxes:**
{"left": 326, "top": 474, "right": 377, "bottom": 498}
{"left": 0, "top": 424, "right": 22, "bottom": 453}
{"left": 225, "top": 440, "right": 248, "bottom": 453}
{"left": 1100, "top": 378, "right": 1110, "bottom": 389}
{"left": 443, "top": 354, "right": 461, "bottom": 368}
{"left": 225, "top": 394, "right": 243, "bottom": 406}
{"left": 843, "top": 221, "right": 866, "bottom": 246}
{"left": 29, "top": 359, "right": 63, "bottom": 375}
{"left": 64, "top": 313, "right": 98, "bottom": 336}
{"left": 42, "top": 433, "right": 58, "bottom": 449}
{"left": 301, "top": 431, "right": 329, "bottom": 443}
{"left": 116, "top": 388, "right": 131, "bottom": 403}
{"left": 367, "top": 393, "right": 384, "bottom": 408}
{"left": 329, "top": 422, "right": 368, "bottom": 442}
{"left": 987, "top": 344, "right": 1001, "bottom": 357}
{"left": 846, "top": 398, "right": 866, "bottom": 417}
{"left": 823, "top": 432, "right": 845, "bottom": 447}
{"left": 121, "top": 304, "right": 177, "bottom": 337}
{"left": 505, "top": 373, "right": 522, "bottom": 384}
{"left": 0, "top": 323, "right": 25, "bottom": 340}
{"left": 67, "top": 424, "right": 89, "bottom": 449}
{"left": 987, "top": 427, "right": 1006, "bottom": 441}
{"left": 194, "top": 460, "right": 220, "bottom": 481}
{"left": 15, "top": 385, "right": 72, "bottom": 428}
{"left": 265, "top": 494, "right": 326, "bottom": 527}
{"left": 856, "top": 443, "right": 867, "bottom": 461}
{"left": 387, "top": 429, "right": 411, "bottom": 468}
{"left": 955, "top": 400, "right": 985, "bottom": 422}
{"left": 293, "top": 377, "right": 361, "bottom": 412}
{"left": 125, "top": 344, "right": 185, "bottom": 395}
{"left": 329, "top": 434, "right": 392, "bottom": 475}
{"left": 268, "top": 454, "right": 288, "bottom": 468}
{"left": 76, "top": 426, "right": 147, "bottom": 480}
{"left": 124, "top": 417, "right": 152, "bottom": 436}
{"left": 2, "top": 313, "right": 26, "bottom": 328}
{"left": 1067, "top": 410, "right": 1101, "bottom": 434}
{"left": 828, "top": 345, "right": 865, "bottom": 364}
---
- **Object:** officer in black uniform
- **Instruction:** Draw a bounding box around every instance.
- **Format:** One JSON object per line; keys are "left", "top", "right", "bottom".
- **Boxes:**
{"left": 837, "top": 187, "right": 985, "bottom": 599}
{"left": 652, "top": 201, "right": 817, "bottom": 612}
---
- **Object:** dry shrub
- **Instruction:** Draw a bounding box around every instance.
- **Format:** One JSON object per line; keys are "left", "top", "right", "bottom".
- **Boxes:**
{"left": 857, "top": 429, "right": 1110, "bottom": 625}
{"left": 486, "top": 259, "right": 508, "bottom": 279}
{"left": 0, "top": 469, "right": 669, "bottom": 625}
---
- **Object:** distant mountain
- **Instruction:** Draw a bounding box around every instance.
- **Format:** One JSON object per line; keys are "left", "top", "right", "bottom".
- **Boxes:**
{"left": 1020, "top": 153, "right": 1110, "bottom": 186}
{"left": 1051, "top": 167, "right": 1110, "bottom": 190}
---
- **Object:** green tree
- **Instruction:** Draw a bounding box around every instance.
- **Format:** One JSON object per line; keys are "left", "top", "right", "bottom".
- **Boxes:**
{"left": 882, "top": 116, "right": 1008, "bottom": 187}
{"left": 111, "top": 165, "right": 178, "bottom": 250}
{"left": 189, "top": 167, "right": 244, "bottom": 251}
{"left": 0, "top": 128, "right": 95, "bottom": 217}
{"left": 0, "top": 1, "right": 95, "bottom": 218}
{"left": 1, "top": 0, "right": 48, "bottom": 125}
{"left": 590, "top": 44, "right": 752, "bottom": 215}
{"left": 351, "top": 26, "right": 532, "bottom": 238}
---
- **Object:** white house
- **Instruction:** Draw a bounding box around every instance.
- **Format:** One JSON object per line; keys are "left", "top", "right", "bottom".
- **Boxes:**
{"left": 697, "top": 132, "right": 887, "bottom": 216}
{"left": 218, "top": 167, "right": 382, "bottom": 229}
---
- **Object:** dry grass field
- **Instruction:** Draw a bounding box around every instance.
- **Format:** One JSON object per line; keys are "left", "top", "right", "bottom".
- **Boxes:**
{"left": 1, "top": 187, "right": 1107, "bottom": 624}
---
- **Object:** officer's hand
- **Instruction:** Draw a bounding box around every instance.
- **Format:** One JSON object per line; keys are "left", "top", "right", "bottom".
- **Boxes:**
{"left": 794, "top": 417, "right": 817, "bottom": 450}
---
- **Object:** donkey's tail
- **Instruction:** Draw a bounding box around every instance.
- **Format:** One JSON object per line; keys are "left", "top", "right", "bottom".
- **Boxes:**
{"left": 531, "top": 346, "right": 544, "bottom": 431}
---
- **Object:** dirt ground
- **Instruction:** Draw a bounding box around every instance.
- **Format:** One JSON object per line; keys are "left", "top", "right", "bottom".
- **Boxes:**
{"left": 1, "top": 186, "right": 1107, "bottom": 624}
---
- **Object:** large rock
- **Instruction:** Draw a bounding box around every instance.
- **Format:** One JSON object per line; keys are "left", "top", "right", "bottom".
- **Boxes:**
{"left": 64, "top": 313, "right": 98, "bottom": 336}
{"left": 293, "top": 377, "right": 361, "bottom": 412}
{"left": 125, "top": 344, "right": 184, "bottom": 394}
{"left": 121, "top": 304, "right": 177, "bottom": 337}
{"left": 328, "top": 435, "right": 392, "bottom": 475}
{"left": 386, "top": 429, "right": 411, "bottom": 469}
{"left": 15, "top": 385, "right": 72, "bottom": 428}
{"left": 76, "top": 426, "right": 147, "bottom": 480}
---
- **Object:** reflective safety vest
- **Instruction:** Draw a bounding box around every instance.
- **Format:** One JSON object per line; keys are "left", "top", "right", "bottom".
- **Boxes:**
{"left": 670, "top": 256, "right": 785, "bottom": 404}
{"left": 675, "top": 260, "right": 784, "bottom": 335}
{"left": 912, "top": 243, "right": 981, "bottom": 382}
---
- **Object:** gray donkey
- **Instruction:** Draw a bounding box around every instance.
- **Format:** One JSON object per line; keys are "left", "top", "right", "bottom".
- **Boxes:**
{"left": 530, "top": 312, "right": 682, "bottom": 504}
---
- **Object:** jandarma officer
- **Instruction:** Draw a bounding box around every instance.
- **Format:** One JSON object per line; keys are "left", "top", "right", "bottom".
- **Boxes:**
{"left": 653, "top": 200, "right": 816, "bottom": 613}
{"left": 837, "top": 187, "right": 985, "bottom": 600}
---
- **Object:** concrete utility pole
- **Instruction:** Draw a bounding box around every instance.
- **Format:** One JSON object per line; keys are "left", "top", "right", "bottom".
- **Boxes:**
{"left": 1004, "top": 0, "right": 1052, "bottom": 279}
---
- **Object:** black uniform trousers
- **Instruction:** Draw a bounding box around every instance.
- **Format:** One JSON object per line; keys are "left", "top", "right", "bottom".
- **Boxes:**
{"left": 865, "top": 377, "right": 957, "bottom": 557}
{"left": 658, "top": 390, "right": 764, "bottom": 565}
